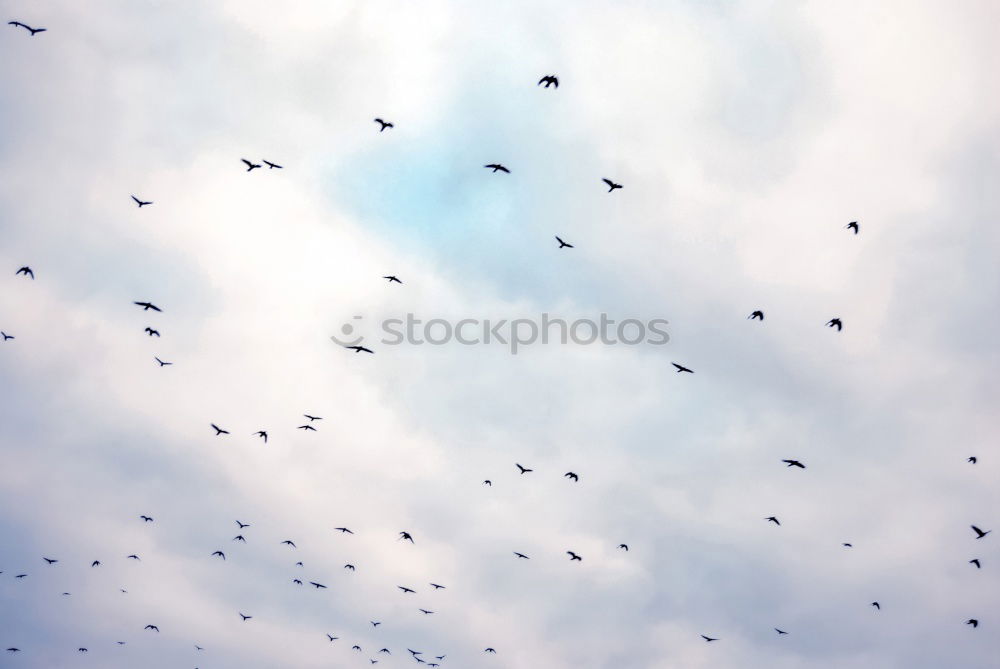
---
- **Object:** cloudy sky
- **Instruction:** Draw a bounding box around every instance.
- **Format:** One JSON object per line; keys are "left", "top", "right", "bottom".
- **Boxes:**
{"left": 1, "top": 1, "right": 998, "bottom": 667}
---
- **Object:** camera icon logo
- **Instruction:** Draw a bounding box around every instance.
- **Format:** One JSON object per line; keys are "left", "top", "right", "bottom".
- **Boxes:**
{"left": 329, "top": 315, "right": 365, "bottom": 347}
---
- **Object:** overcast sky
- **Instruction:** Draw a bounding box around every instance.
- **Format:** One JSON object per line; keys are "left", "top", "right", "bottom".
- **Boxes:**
{"left": 1, "top": 1, "right": 998, "bottom": 667}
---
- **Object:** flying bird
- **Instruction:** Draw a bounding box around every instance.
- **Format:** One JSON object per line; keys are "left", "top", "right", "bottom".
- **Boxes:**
{"left": 966, "top": 619, "right": 978, "bottom": 628}
{"left": 304, "top": 414, "right": 322, "bottom": 421}
{"left": 154, "top": 357, "right": 172, "bottom": 367}
{"left": 144, "top": 625, "right": 159, "bottom": 632}
{"left": 140, "top": 515, "right": 153, "bottom": 522}
{"left": 239, "top": 613, "right": 252, "bottom": 621}
{"left": 297, "top": 424, "right": 317, "bottom": 431}
{"left": 766, "top": 517, "right": 781, "bottom": 525}
{"left": 846, "top": 221, "right": 859, "bottom": 234}
{"left": 514, "top": 552, "right": 530, "bottom": 559}
{"left": 701, "top": 635, "right": 718, "bottom": 642}
{"left": 775, "top": 628, "right": 788, "bottom": 635}
{"left": 1, "top": 332, "right": 13, "bottom": 341}
{"left": 211, "top": 551, "right": 225, "bottom": 560}
{"left": 233, "top": 535, "right": 245, "bottom": 543}
{"left": 383, "top": 275, "right": 402, "bottom": 284}
{"left": 672, "top": 363, "right": 694, "bottom": 373}
{"left": 782, "top": 459, "right": 806, "bottom": 469}
{"left": 564, "top": 472, "right": 579, "bottom": 482}
{"left": 843, "top": 543, "right": 853, "bottom": 548}
{"left": 281, "top": 540, "right": 296, "bottom": 547}
{"left": 263, "top": 160, "right": 282, "bottom": 169}
{"left": 42, "top": 557, "right": 57, "bottom": 564}
{"left": 602, "top": 178, "right": 623, "bottom": 192}
{"left": 6, "top": 648, "right": 20, "bottom": 653}
{"left": 127, "top": 554, "right": 140, "bottom": 560}
{"left": 399, "top": 531, "right": 414, "bottom": 543}
{"left": 134, "top": 301, "right": 161, "bottom": 311}
{"left": 327, "top": 634, "right": 338, "bottom": 642}
{"left": 970, "top": 559, "right": 981, "bottom": 568}
{"left": 241, "top": 159, "right": 261, "bottom": 172}
{"left": 334, "top": 527, "right": 353, "bottom": 534}
{"left": 826, "top": 318, "right": 843, "bottom": 331}
{"left": 430, "top": 583, "right": 446, "bottom": 589}
{"left": 485, "top": 647, "right": 497, "bottom": 653}
{"left": 15, "top": 574, "right": 27, "bottom": 578}
{"left": 236, "top": 520, "right": 250, "bottom": 528}
{"left": 131, "top": 195, "right": 152, "bottom": 207}
{"left": 91, "top": 561, "right": 100, "bottom": 567}
{"left": 972, "top": 525, "right": 991, "bottom": 539}
{"left": 8, "top": 21, "right": 46, "bottom": 35}
{"left": 968, "top": 456, "right": 977, "bottom": 464}
{"left": 292, "top": 579, "right": 302, "bottom": 585}
{"left": 483, "top": 480, "right": 492, "bottom": 486}
{"left": 555, "top": 236, "right": 574, "bottom": 248}
{"left": 619, "top": 544, "right": 629, "bottom": 551}
{"left": 144, "top": 327, "right": 160, "bottom": 337}
{"left": 347, "top": 345, "right": 374, "bottom": 353}
{"left": 748, "top": 310, "right": 764, "bottom": 320}
{"left": 398, "top": 586, "right": 416, "bottom": 594}
{"left": 538, "top": 75, "right": 559, "bottom": 88}
{"left": 15, "top": 266, "right": 34, "bottom": 279}
{"left": 253, "top": 431, "right": 268, "bottom": 443}
{"left": 371, "top": 621, "right": 381, "bottom": 627}
{"left": 344, "top": 564, "right": 356, "bottom": 571}
{"left": 78, "top": 648, "right": 88, "bottom": 653}
{"left": 211, "top": 424, "right": 229, "bottom": 436}
{"left": 309, "top": 582, "right": 327, "bottom": 589}
{"left": 871, "top": 602, "right": 880, "bottom": 610}
{"left": 418, "top": 609, "right": 434, "bottom": 615}
{"left": 484, "top": 164, "right": 510, "bottom": 173}
{"left": 379, "top": 648, "right": 391, "bottom": 654}
{"left": 374, "top": 118, "right": 394, "bottom": 132}
{"left": 567, "top": 551, "right": 582, "bottom": 561}
{"left": 516, "top": 464, "right": 533, "bottom": 474}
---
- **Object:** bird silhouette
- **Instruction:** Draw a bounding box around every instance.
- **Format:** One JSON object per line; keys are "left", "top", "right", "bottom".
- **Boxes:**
{"left": 15, "top": 574, "right": 27, "bottom": 578}
{"left": 398, "top": 586, "right": 416, "bottom": 593}
{"left": 826, "top": 318, "right": 843, "bottom": 331}
{"left": 516, "top": 464, "right": 533, "bottom": 474}
{"left": 327, "top": 634, "right": 338, "bottom": 641}
{"left": 564, "top": 472, "right": 579, "bottom": 482}
{"left": 139, "top": 515, "right": 153, "bottom": 522}
{"left": 211, "top": 551, "right": 225, "bottom": 560}
{"left": 292, "top": 579, "right": 302, "bottom": 585}
{"left": 514, "top": 552, "right": 530, "bottom": 559}
{"left": 782, "top": 459, "right": 806, "bottom": 469}
{"left": 334, "top": 527, "right": 354, "bottom": 534}
{"left": 748, "top": 310, "right": 764, "bottom": 320}
{"left": 253, "top": 431, "right": 268, "bottom": 443}
{"left": 567, "top": 551, "right": 582, "bottom": 561}
{"left": 281, "top": 540, "right": 296, "bottom": 547}
{"left": 15, "top": 266, "right": 34, "bottom": 279}
{"left": 131, "top": 195, "right": 152, "bottom": 207}
{"left": 371, "top": 621, "right": 381, "bottom": 627}
{"left": 972, "top": 525, "right": 991, "bottom": 539}
{"left": 968, "top": 456, "right": 977, "bottom": 464}
{"left": 871, "top": 602, "right": 880, "bottom": 610}
{"left": 374, "top": 118, "right": 394, "bottom": 132}
{"left": 538, "top": 75, "right": 559, "bottom": 88}
{"left": 8, "top": 21, "right": 46, "bottom": 35}
{"left": 6, "top": 648, "right": 20, "bottom": 653}
{"left": 483, "top": 480, "right": 492, "bottom": 486}
{"left": 236, "top": 520, "right": 250, "bottom": 528}
{"left": 353, "top": 645, "right": 362, "bottom": 651}
{"left": 211, "top": 424, "right": 229, "bottom": 436}
{"left": 383, "top": 275, "right": 402, "bottom": 284}
{"left": 418, "top": 609, "right": 434, "bottom": 615}
{"left": 239, "top": 613, "right": 252, "bottom": 621}
{"left": 77, "top": 648, "right": 87, "bottom": 652}
{"left": 241, "top": 159, "right": 261, "bottom": 172}
{"left": 970, "top": 559, "right": 981, "bottom": 568}
{"left": 701, "top": 635, "right": 718, "bottom": 642}
{"left": 297, "top": 424, "right": 317, "bottom": 431}
{"left": 154, "top": 357, "right": 172, "bottom": 367}
{"left": 144, "top": 327, "right": 160, "bottom": 337}
{"left": 843, "top": 543, "right": 853, "bottom": 548}
{"left": 134, "top": 301, "right": 161, "bottom": 311}
{"left": 484, "top": 163, "right": 510, "bottom": 173}
{"left": 304, "top": 414, "right": 322, "bottom": 422}
{"left": 127, "top": 554, "right": 140, "bottom": 560}
{"left": 619, "top": 544, "right": 629, "bottom": 551}
{"left": 775, "top": 628, "right": 788, "bottom": 635}
{"left": 672, "top": 363, "right": 694, "bottom": 373}
{"left": 555, "top": 236, "right": 574, "bottom": 248}
{"left": 430, "top": 583, "right": 445, "bottom": 590}
{"left": 485, "top": 647, "right": 497, "bottom": 653}
{"left": 144, "top": 625, "right": 159, "bottom": 632}
{"left": 42, "top": 557, "right": 57, "bottom": 564}
{"left": 766, "top": 517, "right": 781, "bottom": 525}
{"left": 846, "top": 221, "right": 859, "bottom": 234}
{"left": 379, "top": 648, "right": 391, "bottom": 654}
{"left": 966, "top": 619, "right": 978, "bottom": 628}
{"left": 347, "top": 345, "right": 374, "bottom": 353}
{"left": 263, "top": 160, "right": 282, "bottom": 169}
{"left": 602, "top": 178, "right": 623, "bottom": 192}
{"left": 233, "top": 535, "right": 245, "bottom": 542}
{"left": 344, "top": 564, "right": 356, "bottom": 571}
{"left": 399, "top": 531, "right": 414, "bottom": 543}
{"left": 1, "top": 332, "right": 13, "bottom": 341}
{"left": 309, "top": 582, "right": 327, "bottom": 589}
{"left": 91, "top": 561, "right": 100, "bottom": 567}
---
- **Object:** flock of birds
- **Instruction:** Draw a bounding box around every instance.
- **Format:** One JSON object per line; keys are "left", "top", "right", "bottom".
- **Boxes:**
{"left": 3, "top": 17, "right": 992, "bottom": 668}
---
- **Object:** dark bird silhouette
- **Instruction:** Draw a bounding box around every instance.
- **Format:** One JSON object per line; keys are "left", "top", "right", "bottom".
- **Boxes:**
{"left": 140, "top": 515, "right": 153, "bottom": 522}
{"left": 327, "top": 634, "right": 338, "bottom": 641}
{"left": 134, "top": 301, "right": 161, "bottom": 311}
{"left": 236, "top": 520, "right": 250, "bottom": 528}
{"left": 514, "top": 552, "right": 530, "bottom": 559}
{"left": 233, "top": 535, "right": 246, "bottom": 542}
{"left": 484, "top": 163, "right": 510, "bottom": 173}
{"left": 144, "top": 625, "right": 159, "bottom": 632}
{"left": 8, "top": 21, "right": 46, "bottom": 35}
{"left": 6, "top": 648, "right": 20, "bottom": 653}
{"left": 516, "top": 464, "right": 533, "bottom": 474}
{"left": 485, "top": 648, "right": 496, "bottom": 653}
{"left": 748, "top": 310, "right": 764, "bottom": 321}
{"left": 399, "top": 531, "right": 414, "bottom": 543}
{"left": 843, "top": 543, "right": 853, "bottom": 548}
{"left": 555, "top": 236, "right": 574, "bottom": 248}
{"left": 418, "top": 609, "right": 434, "bottom": 615}
{"left": 334, "top": 527, "right": 353, "bottom": 534}
{"left": 15, "top": 574, "right": 27, "bottom": 578}
{"left": 297, "top": 424, "right": 317, "bottom": 431}
{"left": 383, "top": 275, "right": 402, "bottom": 284}
{"left": 538, "top": 75, "right": 559, "bottom": 88}
{"left": 966, "top": 619, "right": 978, "bottom": 628}
{"left": 374, "top": 118, "right": 394, "bottom": 132}
{"left": 127, "top": 554, "right": 140, "bottom": 560}
{"left": 371, "top": 621, "right": 381, "bottom": 627}
{"left": 347, "top": 345, "right": 374, "bottom": 353}
{"left": 970, "top": 559, "right": 981, "bottom": 568}
{"left": 78, "top": 648, "right": 87, "bottom": 653}
{"left": 766, "top": 516, "right": 781, "bottom": 525}
{"left": 775, "top": 628, "right": 788, "bottom": 635}
{"left": 701, "top": 635, "right": 718, "bottom": 642}
{"left": 154, "top": 357, "right": 172, "bottom": 367}
{"left": 42, "top": 557, "right": 57, "bottom": 564}
{"left": 567, "top": 551, "right": 582, "bottom": 561}
{"left": 1, "top": 332, "right": 13, "bottom": 341}
{"left": 782, "top": 459, "right": 806, "bottom": 469}
{"left": 398, "top": 586, "right": 416, "bottom": 594}
{"left": 241, "top": 159, "right": 261, "bottom": 172}
{"left": 826, "top": 318, "right": 843, "bottom": 331}
{"left": 564, "top": 472, "right": 579, "bottom": 482}
{"left": 15, "top": 266, "right": 34, "bottom": 279}
{"left": 483, "top": 480, "right": 492, "bottom": 486}
{"left": 91, "top": 561, "right": 100, "bottom": 567}
{"left": 846, "top": 221, "right": 859, "bottom": 234}
{"left": 344, "top": 564, "right": 356, "bottom": 570}
{"left": 430, "top": 583, "right": 445, "bottom": 589}
{"left": 619, "top": 544, "right": 629, "bottom": 551}
{"left": 211, "top": 551, "right": 225, "bottom": 560}
{"left": 195, "top": 645, "right": 203, "bottom": 650}
{"left": 602, "top": 178, "right": 622, "bottom": 192}
{"left": 871, "top": 602, "right": 880, "bottom": 610}
{"left": 211, "top": 424, "right": 229, "bottom": 436}
{"left": 672, "top": 363, "right": 694, "bottom": 373}
{"left": 309, "top": 582, "right": 327, "bottom": 589}
{"left": 379, "top": 648, "right": 391, "bottom": 654}
{"left": 131, "top": 195, "right": 152, "bottom": 207}
{"left": 968, "top": 456, "right": 977, "bottom": 464}
{"left": 263, "top": 160, "right": 282, "bottom": 169}
{"left": 144, "top": 327, "right": 160, "bottom": 337}
{"left": 239, "top": 613, "right": 252, "bottom": 621}
{"left": 253, "top": 431, "right": 268, "bottom": 443}
{"left": 353, "top": 645, "right": 362, "bottom": 651}
{"left": 972, "top": 525, "right": 991, "bottom": 539}
{"left": 304, "top": 414, "right": 322, "bottom": 422}
{"left": 281, "top": 540, "right": 296, "bottom": 547}
{"left": 292, "top": 579, "right": 302, "bottom": 585}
